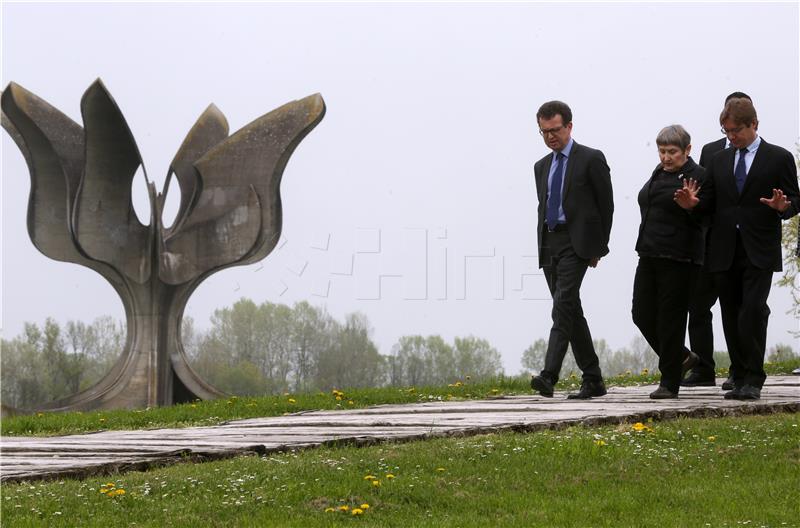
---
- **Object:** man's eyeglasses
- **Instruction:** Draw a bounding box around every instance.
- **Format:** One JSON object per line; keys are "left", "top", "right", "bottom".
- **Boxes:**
{"left": 721, "top": 125, "right": 746, "bottom": 136}
{"left": 539, "top": 125, "right": 565, "bottom": 136}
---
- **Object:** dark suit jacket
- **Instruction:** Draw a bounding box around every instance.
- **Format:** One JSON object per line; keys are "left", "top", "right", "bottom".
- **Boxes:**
{"left": 534, "top": 141, "right": 614, "bottom": 267}
{"left": 698, "top": 137, "right": 727, "bottom": 168}
{"left": 698, "top": 138, "right": 800, "bottom": 272}
{"left": 697, "top": 138, "right": 728, "bottom": 251}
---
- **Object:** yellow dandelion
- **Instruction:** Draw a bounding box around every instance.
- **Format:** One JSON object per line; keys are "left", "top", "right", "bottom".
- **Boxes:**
{"left": 436, "top": 467, "right": 446, "bottom": 472}
{"left": 363, "top": 475, "right": 376, "bottom": 481}
{"left": 641, "top": 368, "right": 649, "bottom": 375}
{"left": 348, "top": 400, "right": 354, "bottom": 405}
{"left": 372, "top": 480, "right": 381, "bottom": 487}
{"left": 338, "top": 505, "right": 350, "bottom": 511}
{"left": 336, "top": 395, "right": 343, "bottom": 401}
{"left": 385, "top": 474, "right": 395, "bottom": 479}
{"left": 465, "top": 375, "right": 471, "bottom": 380}
{"left": 632, "top": 422, "right": 647, "bottom": 432}
{"left": 351, "top": 508, "right": 364, "bottom": 516}
{"left": 324, "top": 507, "right": 335, "bottom": 513}
{"left": 36, "top": 412, "right": 44, "bottom": 417}
{"left": 114, "top": 489, "right": 126, "bottom": 496}
{"left": 491, "top": 389, "right": 499, "bottom": 394}
{"left": 594, "top": 440, "right": 607, "bottom": 446}
{"left": 360, "top": 503, "right": 370, "bottom": 509}
{"left": 99, "top": 418, "right": 106, "bottom": 422}
{"left": 99, "top": 488, "right": 109, "bottom": 494}
{"left": 190, "top": 404, "right": 197, "bottom": 408}
{"left": 105, "top": 482, "right": 116, "bottom": 487}
{"left": 288, "top": 398, "right": 296, "bottom": 404}
{"left": 708, "top": 436, "right": 716, "bottom": 442}
{"left": 455, "top": 381, "right": 463, "bottom": 387}
{"left": 625, "top": 370, "right": 632, "bottom": 376}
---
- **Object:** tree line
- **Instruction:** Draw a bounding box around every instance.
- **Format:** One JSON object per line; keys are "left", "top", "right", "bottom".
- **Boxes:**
{"left": 1, "top": 317, "right": 125, "bottom": 409}
{"left": 0, "top": 299, "right": 504, "bottom": 408}
{"left": 2, "top": 297, "right": 797, "bottom": 409}
{"left": 180, "top": 299, "right": 506, "bottom": 396}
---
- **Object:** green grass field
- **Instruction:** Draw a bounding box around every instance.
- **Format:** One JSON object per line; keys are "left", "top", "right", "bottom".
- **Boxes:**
{"left": 2, "top": 413, "right": 798, "bottom": 527}
{"left": 3, "top": 360, "right": 797, "bottom": 438}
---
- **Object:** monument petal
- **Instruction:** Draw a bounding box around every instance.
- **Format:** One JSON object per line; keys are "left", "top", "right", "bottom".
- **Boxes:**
{"left": 163, "top": 103, "right": 229, "bottom": 239}
{"left": 1, "top": 83, "right": 88, "bottom": 266}
{"left": 75, "top": 79, "right": 153, "bottom": 284}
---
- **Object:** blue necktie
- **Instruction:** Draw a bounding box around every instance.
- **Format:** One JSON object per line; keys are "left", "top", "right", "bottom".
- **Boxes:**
{"left": 734, "top": 147, "right": 748, "bottom": 193}
{"left": 547, "top": 152, "right": 565, "bottom": 231}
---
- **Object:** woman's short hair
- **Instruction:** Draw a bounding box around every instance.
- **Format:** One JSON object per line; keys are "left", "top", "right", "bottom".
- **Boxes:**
{"left": 720, "top": 98, "right": 758, "bottom": 126}
{"left": 656, "top": 125, "right": 691, "bottom": 150}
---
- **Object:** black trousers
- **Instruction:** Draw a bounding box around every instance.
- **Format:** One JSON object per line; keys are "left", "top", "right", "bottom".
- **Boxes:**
{"left": 687, "top": 267, "right": 718, "bottom": 378}
{"left": 714, "top": 234, "right": 772, "bottom": 389}
{"left": 540, "top": 229, "right": 602, "bottom": 384}
{"left": 631, "top": 256, "right": 698, "bottom": 393}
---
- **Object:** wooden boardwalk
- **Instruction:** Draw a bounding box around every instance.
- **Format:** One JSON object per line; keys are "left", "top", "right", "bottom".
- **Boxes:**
{"left": 2, "top": 376, "right": 798, "bottom": 483}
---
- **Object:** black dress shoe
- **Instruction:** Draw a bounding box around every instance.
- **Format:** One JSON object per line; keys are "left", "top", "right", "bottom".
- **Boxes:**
{"left": 649, "top": 386, "right": 679, "bottom": 399}
{"left": 531, "top": 375, "right": 554, "bottom": 397}
{"left": 681, "top": 351, "right": 700, "bottom": 377}
{"left": 737, "top": 385, "right": 761, "bottom": 400}
{"left": 723, "top": 386, "right": 743, "bottom": 400}
{"left": 681, "top": 372, "right": 716, "bottom": 387}
{"left": 721, "top": 377, "right": 735, "bottom": 391}
{"left": 567, "top": 380, "right": 607, "bottom": 399}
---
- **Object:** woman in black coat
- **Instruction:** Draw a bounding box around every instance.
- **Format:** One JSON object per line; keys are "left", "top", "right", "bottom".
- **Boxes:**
{"left": 632, "top": 125, "right": 706, "bottom": 399}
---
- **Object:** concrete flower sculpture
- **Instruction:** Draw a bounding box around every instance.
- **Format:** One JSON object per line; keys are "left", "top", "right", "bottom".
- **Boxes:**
{"left": 1, "top": 80, "right": 325, "bottom": 411}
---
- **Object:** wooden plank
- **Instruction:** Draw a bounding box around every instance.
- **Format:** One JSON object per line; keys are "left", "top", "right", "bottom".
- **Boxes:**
{"left": 1, "top": 377, "right": 797, "bottom": 483}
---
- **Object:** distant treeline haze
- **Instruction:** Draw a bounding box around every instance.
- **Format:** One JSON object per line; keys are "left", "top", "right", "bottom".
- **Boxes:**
{"left": 2, "top": 298, "right": 796, "bottom": 409}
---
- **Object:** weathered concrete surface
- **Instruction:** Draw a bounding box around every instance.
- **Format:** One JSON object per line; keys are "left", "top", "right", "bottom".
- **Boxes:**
{"left": 1, "top": 376, "right": 797, "bottom": 483}
{"left": 1, "top": 81, "right": 325, "bottom": 412}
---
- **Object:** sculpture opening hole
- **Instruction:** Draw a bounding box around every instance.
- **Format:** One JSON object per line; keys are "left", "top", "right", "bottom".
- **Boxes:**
{"left": 131, "top": 165, "right": 151, "bottom": 225}
{"left": 161, "top": 171, "right": 182, "bottom": 229}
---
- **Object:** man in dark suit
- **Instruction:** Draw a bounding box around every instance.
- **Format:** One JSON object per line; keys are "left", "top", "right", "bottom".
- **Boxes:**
{"left": 683, "top": 92, "right": 752, "bottom": 390}
{"left": 530, "top": 101, "right": 614, "bottom": 399}
{"left": 675, "top": 98, "right": 800, "bottom": 400}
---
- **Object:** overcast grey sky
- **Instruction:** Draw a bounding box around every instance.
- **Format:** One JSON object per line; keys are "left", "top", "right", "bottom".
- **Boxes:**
{"left": 2, "top": 2, "right": 799, "bottom": 373}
